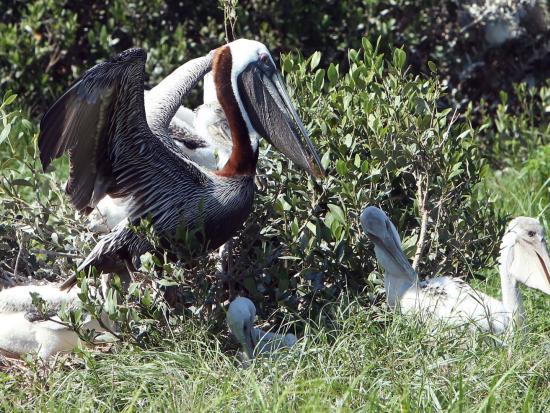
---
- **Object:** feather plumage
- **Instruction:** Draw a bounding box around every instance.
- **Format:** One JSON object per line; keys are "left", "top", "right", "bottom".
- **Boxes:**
{"left": 40, "top": 48, "right": 254, "bottom": 288}
{"left": 361, "top": 207, "right": 550, "bottom": 334}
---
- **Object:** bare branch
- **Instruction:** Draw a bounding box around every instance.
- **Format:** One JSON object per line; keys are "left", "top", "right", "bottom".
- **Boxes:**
{"left": 220, "top": 0, "right": 239, "bottom": 43}
{"left": 412, "top": 174, "right": 430, "bottom": 270}
{"left": 30, "top": 249, "right": 82, "bottom": 258}
{"left": 13, "top": 241, "right": 24, "bottom": 279}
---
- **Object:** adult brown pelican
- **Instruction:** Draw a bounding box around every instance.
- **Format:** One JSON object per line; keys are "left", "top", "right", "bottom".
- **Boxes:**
{"left": 360, "top": 207, "right": 550, "bottom": 334}
{"left": 39, "top": 39, "right": 323, "bottom": 289}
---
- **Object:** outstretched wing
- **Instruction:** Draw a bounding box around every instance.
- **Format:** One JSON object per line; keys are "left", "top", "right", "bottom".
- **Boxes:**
{"left": 41, "top": 49, "right": 251, "bottom": 290}
{"left": 39, "top": 48, "right": 149, "bottom": 212}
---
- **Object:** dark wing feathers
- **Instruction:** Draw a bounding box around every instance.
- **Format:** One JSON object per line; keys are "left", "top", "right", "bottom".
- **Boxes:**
{"left": 41, "top": 48, "right": 252, "bottom": 290}
{"left": 38, "top": 48, "right": 147, "bottom": 211}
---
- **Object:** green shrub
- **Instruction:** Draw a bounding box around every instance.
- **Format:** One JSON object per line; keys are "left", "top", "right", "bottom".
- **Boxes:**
{"left": 3, "top": 0, "right": 549, "bottom": 127}
{"left": 240, "top": 42, "right": 503, "bottom": 313}
{"left": 0, "top": 40, "right": 506, "bottom": 329}
{"left": 475, "top": 82, "right": 550, "bottom": 166}
{"left": 0, "top": 0, "right": 224, "bottom": 115}
{"left": 0, "top": 90, "right": 85, "bottom": 284}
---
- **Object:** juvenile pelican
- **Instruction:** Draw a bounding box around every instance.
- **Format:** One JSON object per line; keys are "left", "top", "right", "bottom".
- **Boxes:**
{"left": 360, "top": 206, "right": 550, "bottom": 333}
{"left": 0, "top": 284, "right": 111, "bottom": 359}
{"left": 167, "top": 71, "right": 233, "bottom": 170}
{"left": 39, "top": 39, "right": 323, "bottom": 289}
{"left": 227, "top": 296, "right": 297, "bottom": 360}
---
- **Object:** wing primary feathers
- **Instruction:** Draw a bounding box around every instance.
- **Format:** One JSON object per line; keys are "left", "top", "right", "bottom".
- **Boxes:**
{"left": 38, "top": 48, "right": 148, "bottom": 211}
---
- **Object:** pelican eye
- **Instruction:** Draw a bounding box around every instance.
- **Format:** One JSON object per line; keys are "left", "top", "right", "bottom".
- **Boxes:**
{"left": 528, "top": 230, "right": 536, "bottom": 237}
{"left": 258, "top": 53, "right": 273, "bottom": 73}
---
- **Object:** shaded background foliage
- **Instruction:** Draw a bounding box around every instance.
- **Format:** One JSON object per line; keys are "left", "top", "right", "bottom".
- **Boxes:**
{"left": 0, "top": 0, "right": 549, "bottom": 332}
{"left": 2, "top": 0, "right": 550, "bottom": 116}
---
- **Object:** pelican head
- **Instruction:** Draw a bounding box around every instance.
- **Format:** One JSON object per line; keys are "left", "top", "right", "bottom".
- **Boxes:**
{"left": 214, "top": 39, "right": 324, "bottom": 178}
{"left": 360, "top": 206, "right": 416, "bottom": 282}
{"left": 501, "top": 217, "right": 550, "bottom": 295}
{"left": 227, "top": 296, "right": 256, "bottom": 359}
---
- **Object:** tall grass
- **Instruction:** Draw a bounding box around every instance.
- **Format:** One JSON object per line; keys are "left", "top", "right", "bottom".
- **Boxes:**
{"left": 1, "top": 291, "right": 549, "bottom": 412}
{"left": 1, "top": 148, "right": 549, "bottom": 411}
{"left": 481, "top": 144, "right": 550, "bottom": 229}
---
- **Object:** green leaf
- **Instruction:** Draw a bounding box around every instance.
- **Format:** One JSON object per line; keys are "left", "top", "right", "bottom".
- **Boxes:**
{"left": 327, "top": 63, "right": 338, "bottom": 85}
{"left": 321, "top": 150, "right": 331, "bottom": 170}
{"left": 392, "top": 48, "right": 406, "bottom": 71}
{"left": 310, "top": 51, "right": 321, "bottom": 70}
{"left": 336, "top": 159, "right": 348, "bottom": 176}
{"left": 11, "top": 178, "right": 32, "bottom": 187}
{"left": 21, "top": 118, "right": 33, "bottom": 130}
{"left": 449, "top": 162, "right": 463, "bottom": 179}
{"left": 362, "top": 37, "right": 373, "bottom": 54}
{"left": 128, "top": 283, "right": 140, "bottom": 297}
{"left": 141, "top": 289, "right": 153, "bottom": 308}
{"left": 156, "top": 278, "right": 179, "bottom": 287}
{"left": 2, "top": 94, "right": 17, "bottom": 107}
{"left": 105, "top": 290, "right": 118, "bottom": 314}
{"left": 427, "top": 60, "right": 437, "bottom": 73}
{"left": 313, "top": 69, "right": 325, "bottom": 90}
{"left": 0, "top": 124, "right": 11, "bottom": 145}
{"left": 328, "top": 204, "right": 345, "bottom": 225}
{"left": 281, "top": 56, "right": 292, "bottom": 74}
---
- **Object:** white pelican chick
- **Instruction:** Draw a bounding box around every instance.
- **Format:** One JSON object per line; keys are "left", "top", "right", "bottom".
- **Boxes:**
{"left": 0, "top": 284, "right": 110, "bottom": 360}
{"left": 360, "top": 206, "right": 550, "bottom": 334}
{"left": 227, "top": 296, "right": 297, "bottom": 360}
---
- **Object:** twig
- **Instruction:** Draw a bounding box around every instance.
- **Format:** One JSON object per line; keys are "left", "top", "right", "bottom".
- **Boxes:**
{"left": 1, "top": 262, "right": 15, "bottom": 272}
{"left": 221, "top": 0, "right": 238, "bottom": 43}
{"left": 30, "top": 249, "right": 82, "bottom": 258}
{"left": 438, "top": 107, "right": 459, "bottom": 150}
{"left": 412, "top": 174, "right": 430, "bottom": 270}
{"left": 459, "top": 7, "right": 491, "bottom": 33}
{"left": 45, "top": 45, "right": 62, "bottom": 73}
{"left": 13, "top": 242, "right": 24, "bottom": 279}
{"left": 95, "top": 315, "right": 126, "bottom": 344}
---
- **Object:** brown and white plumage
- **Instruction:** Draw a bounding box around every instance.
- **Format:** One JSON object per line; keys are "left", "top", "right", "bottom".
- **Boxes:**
{"left": 39, "top": 40, "right": 323, "bottom": 289}
{"left": 40, "top": 49, "right": 246, "bottom": 273}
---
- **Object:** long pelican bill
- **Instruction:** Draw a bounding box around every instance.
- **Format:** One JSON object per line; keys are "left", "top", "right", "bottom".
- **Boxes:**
{"left": 243, "top": 320, "right": 256, "bottom": 360}
{"left": 512, "top": 228, "right": 550, "bottom": 295}
{"left": 369, "top": 230, "right": 415, "bottom": 276}
{"left": 360, "top": 207, "right": 417, "bottom": 281}
{"left": 534, "top": 238, "right": 550, "bottom": 291}
{"left": 237, "top": 58, "right": 324, "bottom": 178}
